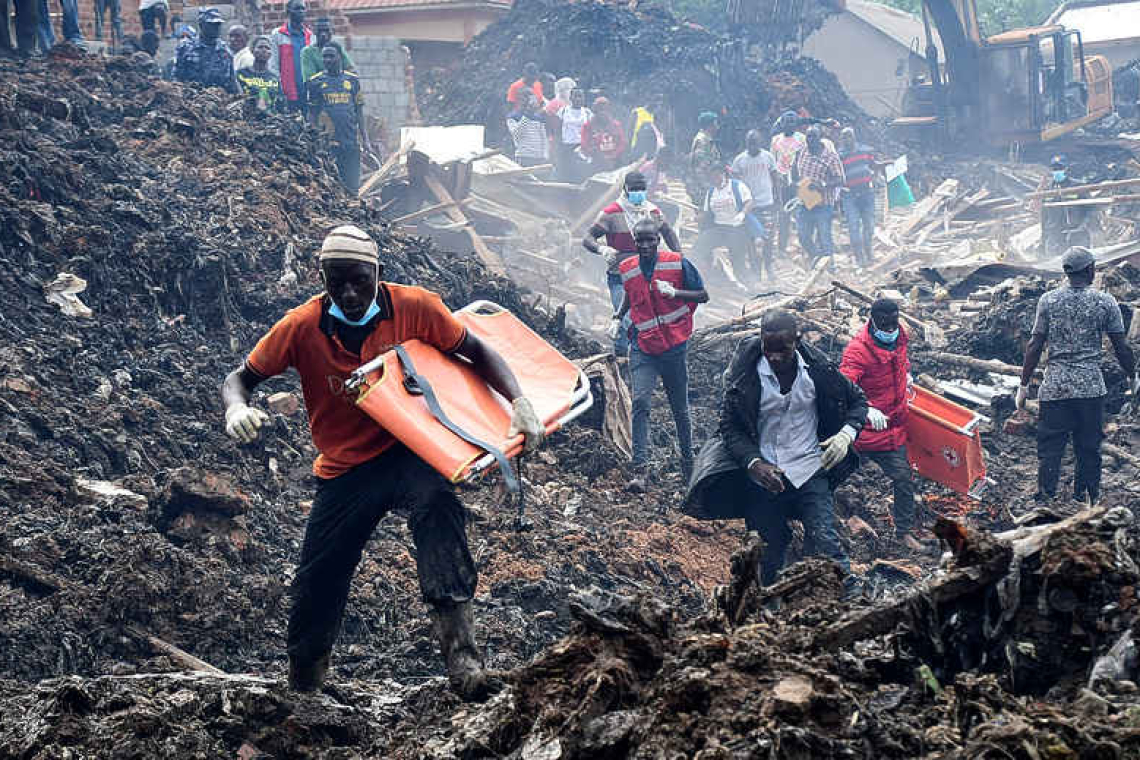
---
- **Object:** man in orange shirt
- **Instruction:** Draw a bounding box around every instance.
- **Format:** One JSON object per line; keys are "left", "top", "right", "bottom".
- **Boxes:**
{"left": 221, "top": 225, "right": 545, "bottom": 700}
{"left": 506, "top": 62, "right": 544, "bottom": 107}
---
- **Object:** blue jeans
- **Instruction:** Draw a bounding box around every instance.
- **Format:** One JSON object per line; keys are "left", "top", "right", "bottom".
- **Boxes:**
{"left": 630, "top": 342, "right": 692, "bottom": 470}
{"left": 796, "top": 204, "right": 835, "bottom": 260}
{"left": 36, "top": 0, "right": 82, "bottom": 48}
{"left": 743, "top": 471, "right": 849, "bottom": 584}
{"left": 842, "top": 188, "right": 876, "bottom": 262}
{"left": 607, "top": 274, "right": 630, "bottom": 356}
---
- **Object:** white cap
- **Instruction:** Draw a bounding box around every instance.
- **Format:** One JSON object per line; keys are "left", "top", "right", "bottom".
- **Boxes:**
{"left": 319, "top": 225, "right": 378, "bottom": 265}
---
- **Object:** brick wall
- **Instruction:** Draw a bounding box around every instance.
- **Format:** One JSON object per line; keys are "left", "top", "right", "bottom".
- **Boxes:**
{"left": 351, "top": 35, "right": 418, "bottom": 149}
{"left": 259, "top": 0, "right": 350, "bottom": 37}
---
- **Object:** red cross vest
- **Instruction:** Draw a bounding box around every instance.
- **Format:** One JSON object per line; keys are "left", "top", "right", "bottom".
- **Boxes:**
{"left": 619, "top": 250, "right": 696, "bottom": 355}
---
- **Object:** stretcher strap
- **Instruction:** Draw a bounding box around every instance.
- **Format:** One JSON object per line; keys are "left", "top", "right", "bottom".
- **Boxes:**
{"left": 393, "top": 345, "right": 520, "bottom": 495}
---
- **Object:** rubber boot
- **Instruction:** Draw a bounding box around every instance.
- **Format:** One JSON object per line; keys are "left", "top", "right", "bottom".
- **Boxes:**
{"left": 288, "top": 652, "right": 329, "bottom": 693}
{"left": 430, "top": 601, "right": 503, "bottom": 702}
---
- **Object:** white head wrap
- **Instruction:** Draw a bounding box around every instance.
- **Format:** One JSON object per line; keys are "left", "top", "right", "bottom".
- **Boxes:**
{"left": 319, "top": 225, "right": 378, "bottom": 265}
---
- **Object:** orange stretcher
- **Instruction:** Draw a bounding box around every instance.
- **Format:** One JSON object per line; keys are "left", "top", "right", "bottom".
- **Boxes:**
{"left": 905, "top": 386, "right": 989, "bottom": 498}
{"left": 346, "top": 301, "right": 592, "bottom": 490}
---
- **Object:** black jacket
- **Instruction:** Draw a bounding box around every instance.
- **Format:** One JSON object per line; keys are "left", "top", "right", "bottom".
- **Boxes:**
{"left": 682, "top": 337, "right": 868, "bottom": 520}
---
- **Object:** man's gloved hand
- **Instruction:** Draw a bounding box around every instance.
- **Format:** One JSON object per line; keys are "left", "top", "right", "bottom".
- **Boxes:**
{"left": 1015, "top": 385, "right": 1029, "bottom": 410}
{"left": 597, "top": 245, "right": 620, "bottom": 270}
{"left": 867, "top": 407, "right": 888, "bottom": 431}
{"left": 225, "top": 403, "right": 269, "bottom": 444}
{"left": 654, "top": 279, "right": 677, "bottom": 298}
{"left": 1130, "top": 374, "right": 1140, "bottom": 396}
{"left": 820, "top": 429, "right": 854, "bottom": 470}
{"left": 747, "top": 458, "right": 785, "bottom": 493}
{"left": 606, "top": 318, "right": 621, "bottom": 340}
{"left": 508, "top": 397, "right": 545, "bottom": 454}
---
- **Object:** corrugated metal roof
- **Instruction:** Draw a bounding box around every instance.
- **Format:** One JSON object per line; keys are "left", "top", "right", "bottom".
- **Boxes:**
{"left": 328, "top": 0, "right": 509, "bottom": 12}
{"left": 846, "top": 0, "right": 939, "bottom": 54}
{"left": 1049, "top": 0, "right": 1140, "bottom": 44}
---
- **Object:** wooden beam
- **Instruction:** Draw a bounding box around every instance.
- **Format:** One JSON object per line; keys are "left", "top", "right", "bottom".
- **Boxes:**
{"left": 487, "top": 163, "right": 553, "bottom": 178}
{"left": 424, "top": 174, "right": 507, "bottom": 276}
{"left": 357, "top": 140, "right": 414, "bottom": 199}
{"left": 387, "top": 198, "right": 471, "bottom": 226}
{"left": 1027, "top": 177, "right": 1140, "bottom": 200}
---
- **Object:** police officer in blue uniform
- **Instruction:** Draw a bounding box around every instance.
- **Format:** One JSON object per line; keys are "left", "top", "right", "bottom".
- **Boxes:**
{"left": 173, "top": 8, "right": 238, "bottom": 94}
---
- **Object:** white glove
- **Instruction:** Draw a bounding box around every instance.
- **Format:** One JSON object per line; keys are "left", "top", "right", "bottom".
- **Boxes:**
{"left": 1015, "top": 385, "right": 1029, "bottom": 410}
{"left": 867, "top": 407, "right": 888, "bottom": 431}
{"left": 820, "top": 429, "right": 854, "bottom": 471}
{"left": 606, "top": 318, "right": 622, "bottom": 340}
{"left": 225, "top": 403, "right": 269, "bottom": 443}
{"left": 508, "top": 397, "right": 545, "bottom": 454}
{"left": 597, "top": 245, "right": 620, "bottom": 270}
{"left": 1130, "top": 375, "right": 1140, "bottom": 396}
{"left": 654, "top": 279, "right": 677, "bottom": 298}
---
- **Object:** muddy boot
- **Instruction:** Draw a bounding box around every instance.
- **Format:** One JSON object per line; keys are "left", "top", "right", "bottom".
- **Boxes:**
{"left": 430, "top": 601, "right": 503, "bottom": 702}
{"left": 288, "top": 652, "right": 330, "bottom": 693}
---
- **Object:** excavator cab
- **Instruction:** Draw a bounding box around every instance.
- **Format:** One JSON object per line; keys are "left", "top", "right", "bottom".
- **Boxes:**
{"left": 893, "top": 0, "right": 1113, "bottom": 148}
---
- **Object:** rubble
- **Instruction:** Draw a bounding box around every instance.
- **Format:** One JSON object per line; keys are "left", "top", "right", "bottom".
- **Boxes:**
{"left": 3, "top": 26, "right": 1140, "bottom": 760}
{"left": 418, "top": 0, "right": 880, "bottom": 150}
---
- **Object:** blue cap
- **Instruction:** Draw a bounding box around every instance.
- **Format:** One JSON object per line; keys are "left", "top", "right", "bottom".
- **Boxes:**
{"left": 198, "top": 7, "right": 224, "bottom": 24}
{"left": 698, "top": 111, "right": 718, "bottom": 126}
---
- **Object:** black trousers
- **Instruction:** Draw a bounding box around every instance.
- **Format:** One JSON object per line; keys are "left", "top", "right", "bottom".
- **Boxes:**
{"left": 286, "top": 446, "right": 477, "bottom": 666}
{"left": 1, "top": 0, "right": 38, "bottom": 53}
{"left": 861, "top": 446, "right": 916, "bottom": 533}
{"left": 1037, "top": 396, "right": 1105, "bottom": 502}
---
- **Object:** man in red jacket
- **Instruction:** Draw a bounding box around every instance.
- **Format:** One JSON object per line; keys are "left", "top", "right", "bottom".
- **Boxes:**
{"left": 270, "top": 0, "right": 313, "bottom": 114}
{"left": 839, "top": 298, "right": 918, "bottom": 548}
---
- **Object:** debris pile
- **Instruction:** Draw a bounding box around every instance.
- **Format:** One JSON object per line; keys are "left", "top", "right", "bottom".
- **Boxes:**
{"left": 0, "top": 50, "right": 736, "bottom": 699}
{"left": 417, "top": 0, "right": 877, "bottom": 150}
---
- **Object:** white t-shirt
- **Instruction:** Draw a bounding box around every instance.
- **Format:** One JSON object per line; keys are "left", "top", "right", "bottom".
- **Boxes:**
{"left": 707, "top": 180, "right": 752, "bottom": 226}
{"left": 731, "top": 149, "right": 777, "bottom": 207}
{"left": 557, "top": 106, "right": 592, "bottom": 146}
{"left": 232, "top": 47, "right": 254, "bottom": 73}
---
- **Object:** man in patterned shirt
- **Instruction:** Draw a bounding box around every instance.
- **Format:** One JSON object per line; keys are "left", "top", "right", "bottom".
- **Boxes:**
{"left": 792, "top": 125, "right": 845, "bottom": 263}
{"left": 1017, "top": 247, "right": 1137, "bottom": 504}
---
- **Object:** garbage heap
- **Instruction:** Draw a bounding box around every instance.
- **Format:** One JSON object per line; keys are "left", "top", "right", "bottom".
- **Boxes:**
{"left": 417, "top": 0, "right": 877, "bottom": 151}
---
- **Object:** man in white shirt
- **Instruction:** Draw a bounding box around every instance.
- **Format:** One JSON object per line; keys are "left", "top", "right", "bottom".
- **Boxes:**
{"left": 731, "top": 129, "right": 778, "bottom": 281}
{"left": 683, "top": 310, "right": 868, "bottom": 588}
{"left": 691, "top": 165, "right": 758, "bottom": 289}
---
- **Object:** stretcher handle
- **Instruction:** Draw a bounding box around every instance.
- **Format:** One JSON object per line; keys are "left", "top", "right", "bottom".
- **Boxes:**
{"left": 458, "top": 300, "right": 508, "bottom": 316}
{"left": 907, "top": 403, "right": 981, "bottom": 438}
{"left": 467, "top": 370, "right": 594, "bottom": 478}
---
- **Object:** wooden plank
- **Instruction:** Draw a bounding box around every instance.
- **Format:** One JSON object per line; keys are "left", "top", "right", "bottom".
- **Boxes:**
{"left": 388, "top": 199, "right": 471, "bottom": 226}
{"left": 890, "top": 179, "right": 959, "bottom": 240}
{"left": 487, "top": 163, "right": 552, "bottom": 178}
{"left": 424, "top": 174, "right": 507, "bottom": 276}
{"left": 1043, "top": 195, "right": 1140, "bottom": 208}
{"left": 357, "top": 140, "right": 414, "bottom": 198}
{"left": 1027, "top": 177, "right": 1140, "bottom": 200}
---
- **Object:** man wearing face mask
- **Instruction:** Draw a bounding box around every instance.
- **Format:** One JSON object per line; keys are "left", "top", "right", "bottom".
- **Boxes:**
{"left": 840, "top": 299, "right": 919, "bottom": 550}
{"left": 583, "top": 171, "right": 681, "bottom": 356}
{"left": 684, "top": 310, "right": 866, "bottom": 587}
{"left": 612, "top": 219, "right": 708, "bottom": 492}
{"left": 221, "top": 225, "right": 545, "bottom": 701}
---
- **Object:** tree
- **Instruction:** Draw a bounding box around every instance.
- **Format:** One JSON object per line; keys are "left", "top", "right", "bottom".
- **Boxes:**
{"left": 878, "top": 0, "right": 1063, "bottom": 34}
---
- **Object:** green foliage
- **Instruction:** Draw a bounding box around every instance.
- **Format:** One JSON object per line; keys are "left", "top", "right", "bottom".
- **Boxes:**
{"left": 658, "top": 0, "right": 1064, "bottom": 36}
{"left": 879, "top": 0, "right": 1063, "bottom": 33}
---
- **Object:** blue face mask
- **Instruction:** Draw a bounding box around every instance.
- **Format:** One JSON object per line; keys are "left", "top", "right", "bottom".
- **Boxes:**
{"left": 1053, "top": 170, "right": 1066, "bottom": 182}
{"left": 627, "top": 190, "right": 647, "bottom": 205}
{"left": 873, "top": 326, "right": 900, "bottom": 344}
{"left": 329, "top": 299, "right": 380, "bottom": 326}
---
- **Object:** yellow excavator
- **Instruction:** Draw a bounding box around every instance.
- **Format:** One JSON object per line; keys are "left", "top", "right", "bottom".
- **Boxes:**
{"left": 893, "top": 0, "right": 1113, "bottom": 146}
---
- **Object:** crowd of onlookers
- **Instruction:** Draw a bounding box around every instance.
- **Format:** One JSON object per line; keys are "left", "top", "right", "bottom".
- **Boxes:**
{"left": 503, "top": 59, "right": 886, "bottom": 291}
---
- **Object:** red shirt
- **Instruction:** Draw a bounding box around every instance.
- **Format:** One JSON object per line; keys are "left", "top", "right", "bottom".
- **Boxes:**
{"left": 245, "top": 285, "right": 466, "bottom": 478}
{"left": 506, "top": 78, "right": 544, "bottom": 105}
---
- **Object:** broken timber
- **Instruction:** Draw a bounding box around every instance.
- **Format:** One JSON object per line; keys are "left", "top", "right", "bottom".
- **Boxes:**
{"left": 424, "top": 174, "right": 507, "bottom": 276}
{"left": 814, "top": 508, "right": 1106, "bottom": 650}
